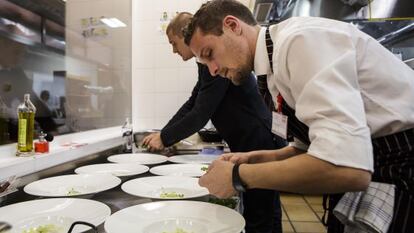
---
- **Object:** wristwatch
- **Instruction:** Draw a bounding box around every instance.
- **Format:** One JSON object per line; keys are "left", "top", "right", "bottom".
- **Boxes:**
{"left": 232, "top": 164, "right": 248, "bottom": 192}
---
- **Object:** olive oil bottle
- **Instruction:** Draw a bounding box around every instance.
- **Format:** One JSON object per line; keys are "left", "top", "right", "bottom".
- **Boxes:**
{"left": 16, "top": 94, "right": 36, "bottom": 156}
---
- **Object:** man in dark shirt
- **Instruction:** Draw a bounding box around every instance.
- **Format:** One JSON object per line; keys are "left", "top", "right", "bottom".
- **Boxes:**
{"left": 143, "top": 12, "right": 285, "bottom": 233}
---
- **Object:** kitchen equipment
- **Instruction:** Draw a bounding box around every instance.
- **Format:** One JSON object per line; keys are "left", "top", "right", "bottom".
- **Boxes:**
{"left": 198, "top": 128, "right": 223, "bottom": 142}
{"left": 133, "top": 130, "right": 159, "bottom": 148}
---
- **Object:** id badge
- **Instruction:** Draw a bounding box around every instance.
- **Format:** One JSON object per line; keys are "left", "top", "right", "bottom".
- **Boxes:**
{"left": 272, "top": 112, "right": 288, "bottom": 139}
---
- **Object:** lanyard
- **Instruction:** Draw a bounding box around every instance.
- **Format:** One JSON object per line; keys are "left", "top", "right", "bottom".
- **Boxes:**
{"left": 266, "top": 26, "right": 283, "bottom": 114}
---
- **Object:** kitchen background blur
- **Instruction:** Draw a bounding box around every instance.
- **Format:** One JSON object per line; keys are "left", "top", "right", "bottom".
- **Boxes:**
{"left": 0, "top": 0, "right": 413, "bottom": 146}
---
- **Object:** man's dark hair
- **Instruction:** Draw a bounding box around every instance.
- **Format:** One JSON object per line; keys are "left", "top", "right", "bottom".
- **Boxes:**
{"left": 184, "top": 0, "right": 257, "bottom": 45}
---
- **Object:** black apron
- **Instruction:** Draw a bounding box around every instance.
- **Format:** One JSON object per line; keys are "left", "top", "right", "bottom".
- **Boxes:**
{"left": 264, "top": 26, "right": 414, "bottom": 233}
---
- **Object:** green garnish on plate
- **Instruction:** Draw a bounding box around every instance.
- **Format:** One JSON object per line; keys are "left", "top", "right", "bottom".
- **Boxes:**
{"left": 22, "top": 224, "right": 61, "bottom": 233}
{"left": 67, "top": 187, "right": 81, "bottom": 196}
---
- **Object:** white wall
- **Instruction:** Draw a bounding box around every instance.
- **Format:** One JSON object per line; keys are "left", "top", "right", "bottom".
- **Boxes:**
{"left": 132, "top": 0, "right": 206, "bottom": 131}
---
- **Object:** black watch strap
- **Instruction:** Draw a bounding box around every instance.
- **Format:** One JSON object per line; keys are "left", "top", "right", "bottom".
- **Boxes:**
{"left": 232, "top": 164, "right": 247, "bottom": 192}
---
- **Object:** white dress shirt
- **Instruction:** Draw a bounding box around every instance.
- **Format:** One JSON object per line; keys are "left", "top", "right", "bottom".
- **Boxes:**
{"left": 254, "top": 17, "right": 414, "bottom": 172}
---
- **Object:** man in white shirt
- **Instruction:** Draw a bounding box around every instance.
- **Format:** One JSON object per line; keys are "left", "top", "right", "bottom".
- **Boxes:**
{"left": 183, "top": 0, "right": 414, "bottom": 232}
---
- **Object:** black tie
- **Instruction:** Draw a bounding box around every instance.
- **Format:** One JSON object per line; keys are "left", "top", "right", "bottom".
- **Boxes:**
{"left": 257, "top": 75, "right": 275, "bottom": 112}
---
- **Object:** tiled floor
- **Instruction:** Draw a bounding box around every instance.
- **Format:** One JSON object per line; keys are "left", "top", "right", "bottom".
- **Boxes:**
{"left": 280, "top": 193, "right": 327, "bottom": 233}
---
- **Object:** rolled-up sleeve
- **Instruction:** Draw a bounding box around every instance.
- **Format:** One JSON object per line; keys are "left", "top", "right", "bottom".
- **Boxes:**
{"left": 279, "top": 28, "right": 374, "bottom": 172}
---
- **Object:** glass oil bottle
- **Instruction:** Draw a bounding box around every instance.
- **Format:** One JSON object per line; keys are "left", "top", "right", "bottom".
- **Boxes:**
{"left": 16, "top": 94, "right": 36, "bottom": 156}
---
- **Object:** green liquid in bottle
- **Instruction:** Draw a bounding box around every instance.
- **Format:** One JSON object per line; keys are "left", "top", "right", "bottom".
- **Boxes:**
{"left": 16, "top": 94, "right": 36, "bottom": 156}
{"left": 17, "top": 112, "right": 35, "bottom": 155}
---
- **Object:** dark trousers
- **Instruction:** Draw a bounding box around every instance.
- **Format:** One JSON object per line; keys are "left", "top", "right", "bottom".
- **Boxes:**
{"left": 243, "top": 189, "right": 282, "bottom": 233}
{"left": 326, "top": 128, "right": 414, "bottom": 233}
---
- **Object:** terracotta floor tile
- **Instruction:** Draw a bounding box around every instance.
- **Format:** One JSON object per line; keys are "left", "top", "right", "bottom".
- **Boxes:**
{"left": 280, "top": 193, "right": 307, "bottom": 205}
{"left": 310, "top": 204, "right": 324, "bottom": 212}
{"left": 284, "top": 204, "right": 319, "bottom": 222}
{"left": 282, "top": 221, "right": 295, "bottom": 232}
{"left": 304, "top": 195, "right": 323, "bottom": 205}
{"left": 291, "top": 221, "right": 327, "bottom": 233}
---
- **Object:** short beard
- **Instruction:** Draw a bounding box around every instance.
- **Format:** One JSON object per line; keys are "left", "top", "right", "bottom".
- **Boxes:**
{"left": 231, "top": 65, "right": 252, "bottom": 86}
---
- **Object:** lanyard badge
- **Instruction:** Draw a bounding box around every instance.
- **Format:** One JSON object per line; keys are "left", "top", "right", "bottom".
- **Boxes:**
{"left": 271, "top": 94, "right": 288, "bottom": 139}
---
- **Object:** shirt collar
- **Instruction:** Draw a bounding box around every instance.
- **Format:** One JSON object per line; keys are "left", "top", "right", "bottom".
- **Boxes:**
{"left": 254, "top": 26, "right": 272, "bottom": 76}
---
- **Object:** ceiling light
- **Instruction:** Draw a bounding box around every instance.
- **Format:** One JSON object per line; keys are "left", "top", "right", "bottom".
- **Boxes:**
{"left": 100, "top": 17, "right": 126, "bottom": 28}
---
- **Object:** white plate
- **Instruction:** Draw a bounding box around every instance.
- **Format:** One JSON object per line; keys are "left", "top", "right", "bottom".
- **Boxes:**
{"left": 107, "top": 153, "right": 167, "bottom": 165}
{"left": 0, "top": 198, "right": 110, "bottom": 233}
{"left": 168, "top": 154, "right": 219, "bottom": 164}
{"left": 121, "top": 176, "right": 209, "bottom": 199}
{"left": 24, "top": 174, "right": 121, "bottom": 197}
{"left": 104, "top": 200, "right": 245, "bottom": 233}
{"left": 75, "top": 163, "right": 149, "bottom": 177}
{"left": 150, "top": 164, "right": 208, "bottom": 177}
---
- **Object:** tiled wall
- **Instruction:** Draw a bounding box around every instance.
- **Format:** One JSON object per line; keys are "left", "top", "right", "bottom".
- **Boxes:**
{"left": 132, "top": 0, "right": 254, "bottom": 131}
{"left": 132, "top": 0, "right": 205, "bottom": 131}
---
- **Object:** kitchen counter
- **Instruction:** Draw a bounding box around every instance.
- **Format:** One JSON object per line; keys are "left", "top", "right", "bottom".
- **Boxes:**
{"left": 0, "top": 146, "right": 215, "bottom": 233}
{"left": 0, "top": 127, "right": 124, "bottom": 181}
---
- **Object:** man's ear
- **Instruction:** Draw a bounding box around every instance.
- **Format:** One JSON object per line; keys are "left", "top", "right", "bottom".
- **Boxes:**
{"left": 223, "top": 15, "right": 241, "bottom": 35}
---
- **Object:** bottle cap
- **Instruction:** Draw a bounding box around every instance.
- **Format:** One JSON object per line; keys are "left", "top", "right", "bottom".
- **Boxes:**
{"left": 45, "top": 133, "right": 54, "bottom": 142}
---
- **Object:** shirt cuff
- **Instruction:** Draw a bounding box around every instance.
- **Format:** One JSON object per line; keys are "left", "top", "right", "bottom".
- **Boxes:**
{"left": 307, "top": 123, "right": 374, "bottom": 172}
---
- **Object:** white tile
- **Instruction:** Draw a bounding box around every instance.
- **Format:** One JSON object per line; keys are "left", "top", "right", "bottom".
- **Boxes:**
{"left": 178, "top": 57, "right": 197, "bottom": 68}
{"left": 155, "top": 117, "right": 171, "bottom": 129}
{"left": 178, "top": 0, "right": 203, "bottom": 13}
{"left": 134, "top": 117, "right": 156, "bottom": 131}
{"left": 155, "top": 44, "right": 180, "bottom": 68}
{"left": 134, "top": 20, "right": 158, "bottom": 44}
{"left": 134, "top": 0, "right": 156, "bottom": 21}
{"left": 135, "top": 94, "right": 156, "bottom": 117}
{"left": 133, "top": 69, "right": 155, "bottom": 93}
{"left": 133, "top": 44, "right": 155, "bottom": 69}
{"left": 179, "top": 67, "right": 198, "bottom": 92}
{"left": 154, "top": 0, "right": 180, "bottom": 14}
{"left": 155, "top": 27, "right": 170, "bottom": 44}
{"left": 155, "top": 68, "right": 180, "bottom": 93}
{"left": 177, "top": 93, "right": 192, "bottom": 106}
{"left": 155, "top": 93, "right": 179, "bottom": 117}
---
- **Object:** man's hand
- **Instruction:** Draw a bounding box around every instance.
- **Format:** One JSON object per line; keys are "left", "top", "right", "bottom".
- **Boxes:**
{"left": 142, "top": 132, "right": 165, "bottom": 151}
{"left": 219, "top": 152, "right": 252, "bottom": 164}
{"left": 198, "top": 160, "right": 237, "bottom": 198}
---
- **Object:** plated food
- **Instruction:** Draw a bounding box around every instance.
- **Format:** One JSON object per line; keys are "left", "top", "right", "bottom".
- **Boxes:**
{"left": 104, "top": 201, "right": 245, "bottom": 233}
{"left": 74, "top": 163, "right": 149, "bottom": 177}
{"left": 107, "top": 153, "right": 167, "bottom": 165}
{"left": 121, "top": 176, "right": 209, "bottom": 199}
{"left": 149, "top": 164, "right": 208, "bottom": 177}
{"left": 168, "top": 154, "right": 219, "bottom": 164}
{"left": 24, "top": 174, "right": 121, "bottom": 197}
{"left": 0, "top": 198, "right": 110, "bottom": 233}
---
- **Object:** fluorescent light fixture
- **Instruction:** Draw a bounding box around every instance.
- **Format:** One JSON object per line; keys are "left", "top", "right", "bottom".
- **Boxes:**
{"left": 100, "top": 17, "right": 126, "bottom": 28}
